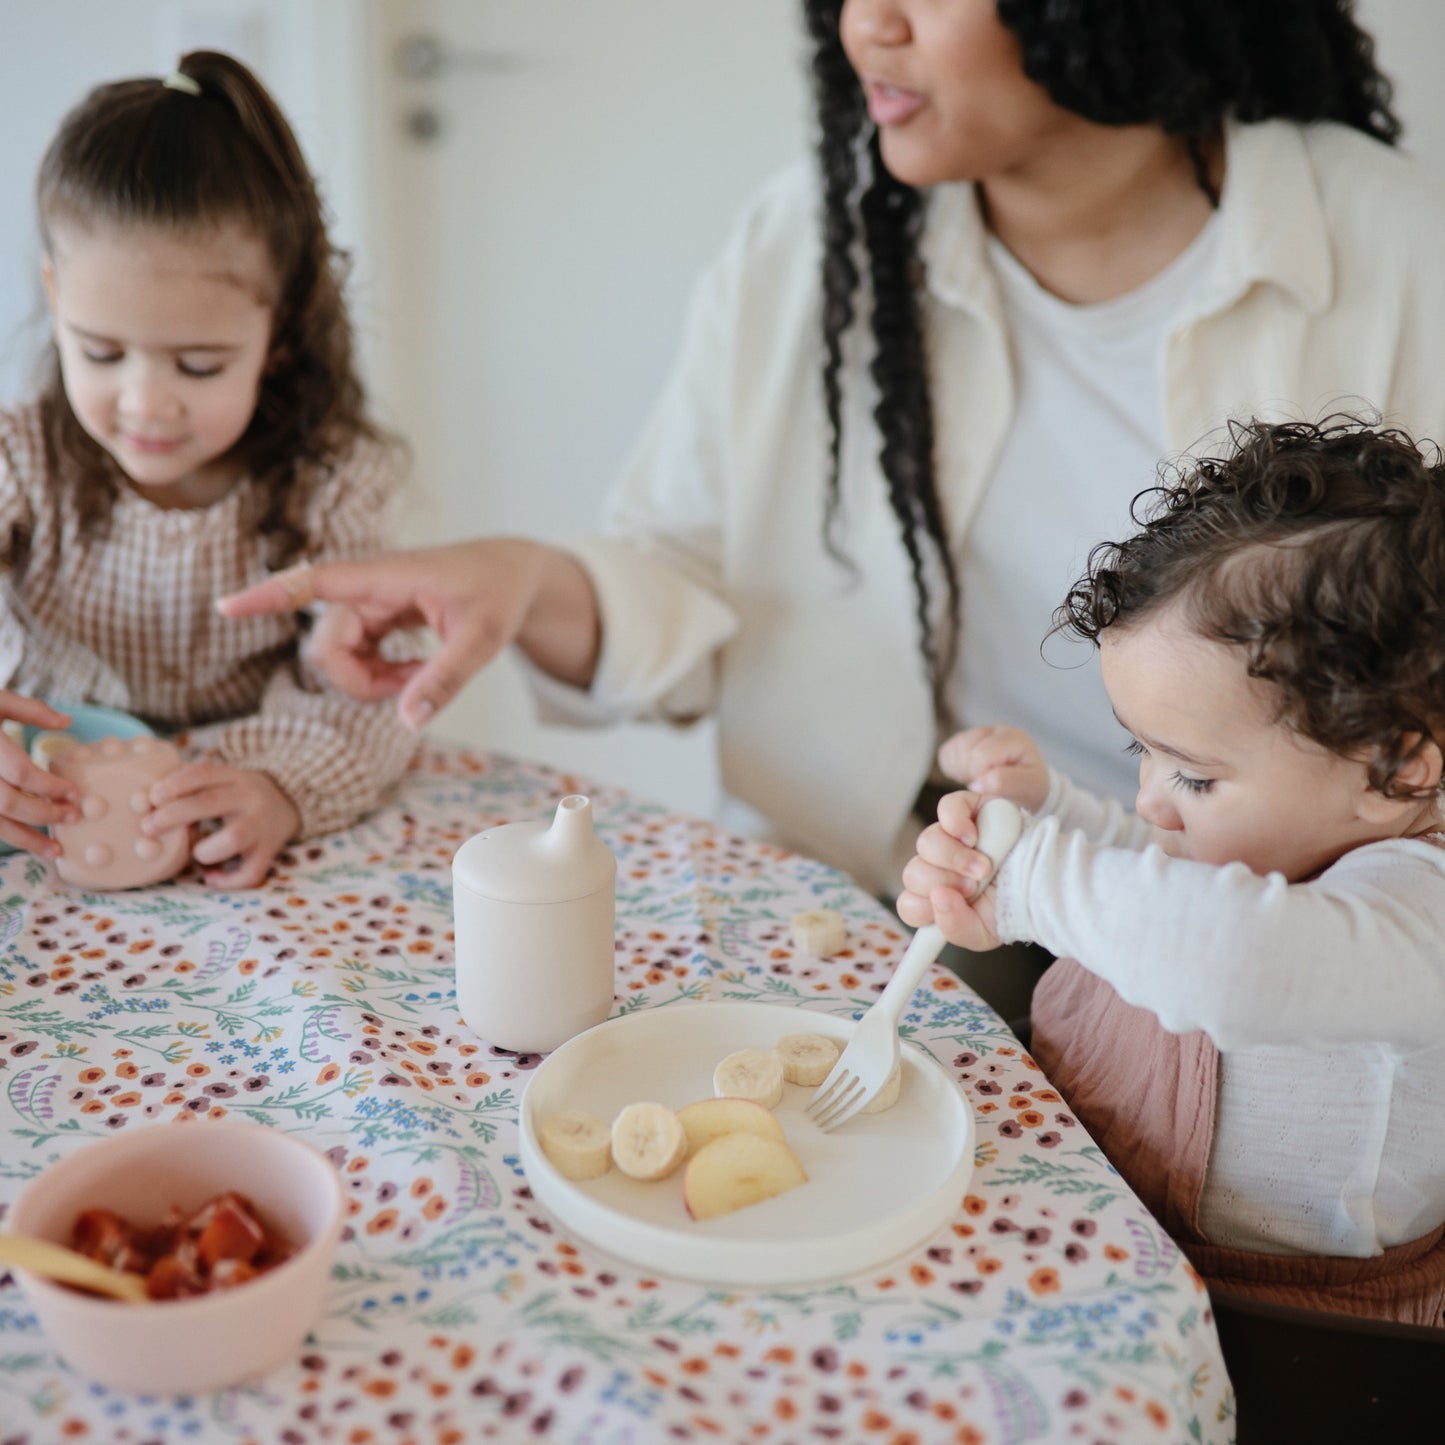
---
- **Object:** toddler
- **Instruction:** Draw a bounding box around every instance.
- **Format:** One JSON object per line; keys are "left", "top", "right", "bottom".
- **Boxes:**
{"left": 902, "top": 417, "right": 1445, "bottom": 1325}
{"left": 0, "top": 51, "right": 416, "bottom": 886}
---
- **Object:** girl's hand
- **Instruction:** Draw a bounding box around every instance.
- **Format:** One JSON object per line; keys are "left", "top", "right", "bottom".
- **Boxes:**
{"left": 143, "top": 761, "right": 300, "bottom": 889}
{"left": 0, "top": 694, "right": 80, "bottom": 856}
{"left": 897, "top": 790, "right": 1004, "bottom": 951}
{"left": 216, "top": 539, "right": 601, "bottom": 731}
{"left": 937, "top": 725, "right": 1049, "bottom": 811}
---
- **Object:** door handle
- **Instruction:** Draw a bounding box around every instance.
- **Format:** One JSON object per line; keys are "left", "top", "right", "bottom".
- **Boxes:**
{"left": 393, "top": 33, "right": 518, "bottom": 80}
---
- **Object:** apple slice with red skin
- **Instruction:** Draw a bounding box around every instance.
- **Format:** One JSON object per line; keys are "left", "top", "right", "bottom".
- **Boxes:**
{"left": 676, "top": 1097, "right": 787, "bottom": 1158}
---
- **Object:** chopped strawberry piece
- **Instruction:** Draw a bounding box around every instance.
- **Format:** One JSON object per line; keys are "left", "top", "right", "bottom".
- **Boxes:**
{"left": 70, "top": 1191, "right": 290, "bottom": 1301}
{"left": 145, "top": 1249, "right": 206, "bottom": 1301}
{"left": 71, "top": 1208, "right": 150, "bottom": 1273}
{"left": 196, "top": 1200, "right": 266, "bottom": 1267}
{"left": 209, "top": 1257, "right": 259, "bottom": 1289}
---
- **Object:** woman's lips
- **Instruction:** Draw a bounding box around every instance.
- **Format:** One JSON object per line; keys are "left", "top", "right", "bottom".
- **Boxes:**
{"left": 866, "top": 81, "right": 925, "bottom": 127}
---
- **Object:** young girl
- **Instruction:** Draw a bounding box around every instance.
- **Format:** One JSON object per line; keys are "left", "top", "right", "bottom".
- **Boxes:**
{"left": 901, "top": 417, "right": 1445, "bottom": 1326}
{"left": 0, "top": 50, "right": 416, "bottom": 887}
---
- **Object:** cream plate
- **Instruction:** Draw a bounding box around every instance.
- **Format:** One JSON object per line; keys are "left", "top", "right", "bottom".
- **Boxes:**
{"left": 518, "top": 1000, "right": 975, "bottom": 1288}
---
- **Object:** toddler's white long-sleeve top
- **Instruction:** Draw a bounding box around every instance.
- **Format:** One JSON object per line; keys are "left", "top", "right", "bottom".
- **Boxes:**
{"left": 994, "top": 772, "right": 1445, "bottom": 1257}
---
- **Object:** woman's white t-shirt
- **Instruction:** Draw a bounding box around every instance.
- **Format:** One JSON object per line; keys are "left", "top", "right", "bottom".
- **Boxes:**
{"left": 958, "top": 219, "right": 1221, "bottom": 803}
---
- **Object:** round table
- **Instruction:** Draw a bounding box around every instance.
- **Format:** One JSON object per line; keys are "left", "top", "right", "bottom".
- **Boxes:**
{"left": 0, "top": 745, "right": 1234, "bottom": 1443}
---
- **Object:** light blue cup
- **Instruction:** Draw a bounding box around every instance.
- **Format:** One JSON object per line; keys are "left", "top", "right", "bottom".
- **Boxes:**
{"left": 1, "top": 702, "right": 156, "bottom": 855}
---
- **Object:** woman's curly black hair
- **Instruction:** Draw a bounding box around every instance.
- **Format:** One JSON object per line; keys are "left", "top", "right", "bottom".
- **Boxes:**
{"left": 802, "top": 0, "right": 1401, "bottom": 728}
{"left": 36, "top": 49, "right": 380, "bottom": 565}
{"left": 1057, "top": 417, "right": 1445, "bottom": 799}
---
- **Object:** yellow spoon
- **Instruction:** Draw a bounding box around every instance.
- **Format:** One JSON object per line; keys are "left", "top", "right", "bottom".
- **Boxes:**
{"left": 0, "top": 1234, "right": 149, "bottom": 1302}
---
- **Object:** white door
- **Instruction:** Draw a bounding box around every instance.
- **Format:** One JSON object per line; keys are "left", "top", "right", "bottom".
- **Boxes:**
{"left": 360, "top": 1, "right": 808, "bottom": 816}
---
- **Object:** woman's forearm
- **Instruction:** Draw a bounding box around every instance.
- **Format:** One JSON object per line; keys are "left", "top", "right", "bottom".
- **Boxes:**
{"left": 514, "top": 544, "right": 603, "bottom": 689}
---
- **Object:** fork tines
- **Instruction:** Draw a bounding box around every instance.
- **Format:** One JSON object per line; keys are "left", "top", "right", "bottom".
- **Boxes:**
{"left": 807, "top": 1073, "right": 862, "bottom": 1131}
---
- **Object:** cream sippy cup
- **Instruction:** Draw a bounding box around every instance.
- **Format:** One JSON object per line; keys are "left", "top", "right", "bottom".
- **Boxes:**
{"left": 451, "top": 794, "right": 617, "bottom": 1053}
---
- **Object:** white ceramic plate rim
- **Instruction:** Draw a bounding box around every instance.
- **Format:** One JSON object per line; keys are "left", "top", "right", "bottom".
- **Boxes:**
{"left": 519, "top": 999, "right": 975, "bottom": 1288}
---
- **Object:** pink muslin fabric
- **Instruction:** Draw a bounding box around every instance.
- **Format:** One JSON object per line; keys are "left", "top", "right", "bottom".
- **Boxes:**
{"left": 1031, "top": 956, "right": 1445, "bottom": 1326}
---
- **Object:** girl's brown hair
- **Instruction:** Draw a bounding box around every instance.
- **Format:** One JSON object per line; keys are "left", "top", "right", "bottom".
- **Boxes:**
{"left": 1057, "top": 416, "right": 1445, "bottom": 798}
{"left": 36, "top": 49, "right": 376, "bottom": 563}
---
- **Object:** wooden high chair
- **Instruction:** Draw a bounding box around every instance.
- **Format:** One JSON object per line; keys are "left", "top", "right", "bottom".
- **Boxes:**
{"left": 1210, "top": 1290, "right": 1445, "bottom": 1443}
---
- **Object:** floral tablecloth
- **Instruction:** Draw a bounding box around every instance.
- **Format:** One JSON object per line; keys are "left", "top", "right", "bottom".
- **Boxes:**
{"left": 0, "top": 745, "right": 1234, "bottom": 1444}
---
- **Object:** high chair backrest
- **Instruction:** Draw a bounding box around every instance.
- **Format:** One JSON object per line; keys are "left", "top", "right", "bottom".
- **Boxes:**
{"left": 1211, "top": 1290, "right": 1445, "bottom": 1444}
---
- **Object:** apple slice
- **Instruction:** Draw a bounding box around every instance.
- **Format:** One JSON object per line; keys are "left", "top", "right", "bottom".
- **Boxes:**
{"left": 676, "top": 1096, "right": 786, "bottom": 1157}
{"left": 683, "top": 1132, "right": 807, "bottom": 1220}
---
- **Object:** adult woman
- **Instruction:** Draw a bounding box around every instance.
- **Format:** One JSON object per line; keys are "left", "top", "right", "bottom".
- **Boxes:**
{"left": 224, "top": 1, "right": 1444, "bottom": 911}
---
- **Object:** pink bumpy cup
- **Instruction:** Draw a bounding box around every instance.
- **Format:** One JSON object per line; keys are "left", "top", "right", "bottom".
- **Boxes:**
{"left": 49, "top": 736, "right": 189, "bottom": 889}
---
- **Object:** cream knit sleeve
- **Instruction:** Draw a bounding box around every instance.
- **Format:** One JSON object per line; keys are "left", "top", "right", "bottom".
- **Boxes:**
{"left": 0, "top": 408, "right": 42, "bottom": 565}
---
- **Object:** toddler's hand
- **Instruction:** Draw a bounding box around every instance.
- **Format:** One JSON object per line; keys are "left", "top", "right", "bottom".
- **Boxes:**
{"left": 898, "top": 790, "right": 1005, "bottom": 951}
{"left": 0, "top": 693, "right": 79, "bottom": 856}
{"left": 143, "top": 761, "right": 300, "bottom": 889}
{"left": 937, "top": 725, "right": 1049, "bottom": 811}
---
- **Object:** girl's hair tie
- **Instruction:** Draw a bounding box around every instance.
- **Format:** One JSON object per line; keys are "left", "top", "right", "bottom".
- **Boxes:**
{"left": 161, "top": 70, "right": 201, "bottom": 96}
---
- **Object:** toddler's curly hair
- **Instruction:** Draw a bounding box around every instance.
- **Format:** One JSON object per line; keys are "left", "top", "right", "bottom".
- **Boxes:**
{"left": 1057, "top": 416, "right": 1445, "bottom": 798}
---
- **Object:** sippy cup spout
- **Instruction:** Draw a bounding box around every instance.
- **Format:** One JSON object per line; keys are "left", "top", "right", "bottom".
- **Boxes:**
{"left": 451, "top": 793, "right": 613, "bottom": 905}
{"left": 543, "top": 794, "right": 596, "bottom": 854}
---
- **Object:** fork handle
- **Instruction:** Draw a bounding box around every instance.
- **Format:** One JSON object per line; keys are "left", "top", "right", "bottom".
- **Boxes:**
{"left": 967, "top": 797, "right": 1024, "bottom": 901}
{"left": 871, "top": 799, "right": 1023, "bottom": 1026}
{"left": 871, "top": 923, "right": 948, "bottom": 1028}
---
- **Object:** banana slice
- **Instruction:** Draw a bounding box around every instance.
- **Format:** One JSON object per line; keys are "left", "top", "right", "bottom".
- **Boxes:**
{"left": 610, "top": 1101, "right": 687, "bottom": 1180}
{"left": 791, "top": 908, "right": 847, "bottom": 957}
{"left": 537, "top": 1110, "right": 613, "bottom": 1181}
{"left": 1, "top": 720, "right": 24, "bottom": 747}
{"left": 772, "top": 1032, "right": 840, "bottom": 1087}
{"left": 862, "top": 1060, "right": 902, "bottom": 1115}
{"left": 713, "top": 1048, "right": 785, "bottom": 1109}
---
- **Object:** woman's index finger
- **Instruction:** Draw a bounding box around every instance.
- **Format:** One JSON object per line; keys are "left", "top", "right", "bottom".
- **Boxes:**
{"left": 215, "top": 559, "right": 369, "bottom": 619}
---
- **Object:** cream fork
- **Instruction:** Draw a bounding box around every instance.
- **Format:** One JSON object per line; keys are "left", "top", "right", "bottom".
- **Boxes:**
{"left": 806, "top": 797, "right": 1024, "bottom": 1131}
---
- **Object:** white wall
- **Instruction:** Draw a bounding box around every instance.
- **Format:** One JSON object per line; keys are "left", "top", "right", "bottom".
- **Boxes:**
{"left": 351, "top": 0, "right": 807, "bottom": 816}
{"left": 7, "top": 2, "right": 1443, "bottom": 399}
{"left": 1358, "top": 0, "right": 1445, "bottom": 169}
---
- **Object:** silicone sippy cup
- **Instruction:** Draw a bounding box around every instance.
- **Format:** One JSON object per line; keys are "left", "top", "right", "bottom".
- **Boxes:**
{"left": 451, "top": 794, "right": 617, "bottom": 1053}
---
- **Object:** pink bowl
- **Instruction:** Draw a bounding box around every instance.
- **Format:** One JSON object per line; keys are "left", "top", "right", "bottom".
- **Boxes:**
{"left": 6, "top": 1119, "right": 344, "bottom": 1395}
